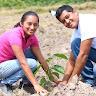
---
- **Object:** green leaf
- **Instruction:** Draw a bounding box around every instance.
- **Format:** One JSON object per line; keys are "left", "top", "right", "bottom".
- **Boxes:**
{"left": 52, "top": 65, "right": 64, "bottom": 74}
{"left": 46, "top": 57, "right": 53, "bottom": 62}
{"left": 33, "top": 65, "right": 41, "bottom": 75}
{"left": 52, "top": 72, "right": 59, "bottom": 78}
{"left": 39, "top": 76, "right": 47, "bottom": 87}
{"left": 54, "top": 53, "right": 68, "bottom": 60}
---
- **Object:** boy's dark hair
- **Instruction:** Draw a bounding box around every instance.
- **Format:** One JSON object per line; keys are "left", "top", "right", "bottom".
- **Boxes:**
{"left": 56, "top": 5, "right": 73, "bottom": 20}
{"left": 14, "top": 11, "right": 39, "bottom": 27}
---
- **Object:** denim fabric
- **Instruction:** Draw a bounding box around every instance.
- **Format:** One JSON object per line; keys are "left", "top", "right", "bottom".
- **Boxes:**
{"left": 24, "top": 48, "right": 37, "bottom": 60}
{"left": 71, "top": 38, "right": 96, "bottom": 85}
{"left": 0, "top": 48, "right": 37, "bottom": 85}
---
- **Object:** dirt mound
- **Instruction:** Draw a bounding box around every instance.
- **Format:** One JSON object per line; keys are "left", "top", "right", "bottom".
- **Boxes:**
{"left": 30, "top": 75, "right": 96, "bottom": 96}
{"left": 48, "top": 75, "right": 96, "bottom": 96}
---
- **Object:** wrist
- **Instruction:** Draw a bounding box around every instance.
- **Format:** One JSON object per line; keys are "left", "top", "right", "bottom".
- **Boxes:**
{"left": 32, "top": 82, "right": 38, "bottom": 87}
{"left": 63, "top": 74, "right": 70, "bottom": 81}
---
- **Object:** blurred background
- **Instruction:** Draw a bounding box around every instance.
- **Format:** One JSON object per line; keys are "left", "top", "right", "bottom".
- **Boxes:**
{"left": 0, "top": 0, "right": 96, "bottom": 10}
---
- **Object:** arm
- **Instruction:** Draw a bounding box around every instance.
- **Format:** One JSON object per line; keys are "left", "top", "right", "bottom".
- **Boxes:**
{"left": 31, "top": 46, "right": 49, "bottom": 71}
{"left": 71, "top": 39, "right": 92, "bottom": 77}
{"left": 11, "top": 45, "right": 48, "bottom": 93}
{"left": 62, "top": 52, "right": 75, "bottom": 84}
{"left": 31, "top": 46, "right": 59, "bottom": 84}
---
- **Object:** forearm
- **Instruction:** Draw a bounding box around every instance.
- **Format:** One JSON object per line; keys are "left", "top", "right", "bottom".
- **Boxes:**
{"left": 71, "top": 54, "right": 88, "bottom": 77}
{"left": 63, "top": 60, "right": 75, "bottom": 82}
{"left": 20, "top": 62, "right": 38, "bottom": 86}
{"left": 31, "top": 47, "right": 49, "bottom": 72}
{"left": 40, "top": 59, "right": 49, "bottom": 72}
{"left": 71, "top": 39, "right": 92, "bottom": 77}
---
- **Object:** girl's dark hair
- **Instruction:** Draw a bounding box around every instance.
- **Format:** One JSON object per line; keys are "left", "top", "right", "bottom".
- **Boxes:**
{"left": 56, "top": 5, "right": 73, "bottom": 20}
{"left": 14, "top": 11, "right": 39, "bottom": 27}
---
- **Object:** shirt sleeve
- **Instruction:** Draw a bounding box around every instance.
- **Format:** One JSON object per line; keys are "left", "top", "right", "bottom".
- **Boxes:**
{"left": 8, "top": 31, "right": 22, "bottom": 47}
{"left": 79, "top": 14, "right": 96, "bottom": 41}
{"left": 70, "top": 26, "right": 81, "bottom": 43}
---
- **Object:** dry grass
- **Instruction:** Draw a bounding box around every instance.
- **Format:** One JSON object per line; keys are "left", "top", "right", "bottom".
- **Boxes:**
{"left": 73, "top": 1, "right": 96, "bottom": 10}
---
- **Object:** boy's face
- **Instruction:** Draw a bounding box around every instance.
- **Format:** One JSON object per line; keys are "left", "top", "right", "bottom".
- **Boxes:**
{"left": 59, "top": 10, "right": 79, "bottom": 29}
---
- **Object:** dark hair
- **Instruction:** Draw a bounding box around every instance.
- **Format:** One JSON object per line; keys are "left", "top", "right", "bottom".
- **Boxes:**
{"left": 14, "top": 11, "right": 39, "bottom": 27}
{"left": 56, "top": 5, "right": 73, "bottom": 20}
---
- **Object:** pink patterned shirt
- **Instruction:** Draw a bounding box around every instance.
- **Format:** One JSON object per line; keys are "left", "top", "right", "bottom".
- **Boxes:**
{"left": 0, "top": 26, "right": 39, "bottom": 63}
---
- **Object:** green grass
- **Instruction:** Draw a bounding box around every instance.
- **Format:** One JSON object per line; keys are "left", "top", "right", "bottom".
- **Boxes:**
{"left": 0, "top": 0, "right": 93, "bottom": 9}
{"left": 0, "top": 1, "right": 96, "bottom": 15}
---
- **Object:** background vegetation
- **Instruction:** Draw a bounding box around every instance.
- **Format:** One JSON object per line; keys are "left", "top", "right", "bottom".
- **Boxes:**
{"left": 0, "top": 0, "right": 95, "bottom": 9}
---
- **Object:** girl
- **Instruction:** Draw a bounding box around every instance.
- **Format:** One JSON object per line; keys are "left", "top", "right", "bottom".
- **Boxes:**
{"left": 0, "top": 11, "right": 58, "bottom": 94}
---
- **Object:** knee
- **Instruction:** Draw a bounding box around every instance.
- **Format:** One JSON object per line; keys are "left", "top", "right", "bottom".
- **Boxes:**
{"left": 71, "top": 38, "right": 81, "bottom": 51}
{"left": 24, "top": 48, "right": 37, "bottom": 60}
{"left": 71, "top": 38, "right": 81, "bottom": 59}
{"left": 93, "top": 64, "right": 96, "bottom": 76}
{"left": 27, "top": 59, "right": 37, "bottom": 69}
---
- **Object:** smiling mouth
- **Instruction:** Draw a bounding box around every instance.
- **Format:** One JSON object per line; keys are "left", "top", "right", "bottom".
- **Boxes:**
{"left": 28, "top": 30, "right": 34, "bottom": 32}
{"left": 27, "top": 31, "right": 33, "bottom": 34}
{"left": 66, "top": 23, "right": 71, "bottom": 28}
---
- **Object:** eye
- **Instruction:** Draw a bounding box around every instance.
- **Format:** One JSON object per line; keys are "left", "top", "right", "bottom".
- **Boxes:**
{"left": 27, "top": 22, "right": 38, "bottom": 27}
{"left": 65, "top": 15, "right": 70, "bottom": 19}
{"left": 34, "top": 23, "right": 38, "bottom": 27}
{"left": 28, "top": 22, "right": 32, "bottom": 26}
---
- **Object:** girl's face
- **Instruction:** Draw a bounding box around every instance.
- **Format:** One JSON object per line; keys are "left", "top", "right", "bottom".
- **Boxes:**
{"left": 21, "top": 15, "right": 39, "bottom": 37}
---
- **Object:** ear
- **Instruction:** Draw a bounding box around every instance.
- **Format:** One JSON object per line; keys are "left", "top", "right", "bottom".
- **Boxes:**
{"left": 20, "top": 22, "right": 23, "bottom": 27}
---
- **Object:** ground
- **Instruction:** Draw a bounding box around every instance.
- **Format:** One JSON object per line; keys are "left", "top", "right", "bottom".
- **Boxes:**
{"left": 0, "top": 9, "right": 96, "bottom": 96}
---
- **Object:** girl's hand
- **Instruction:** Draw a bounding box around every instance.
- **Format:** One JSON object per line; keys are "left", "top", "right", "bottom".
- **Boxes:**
{"left": 52, "top": 79, "right": 62, "bottom": 85}
{"left": 34, "top": 84, "right": 49, "bottom": 96}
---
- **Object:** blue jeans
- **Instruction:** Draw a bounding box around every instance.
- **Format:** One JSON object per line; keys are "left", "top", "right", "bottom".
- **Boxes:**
{"left": 71, "top": 38, "right": 96, "bottom": 86}
{"left": 0, "top": 48, "right": 37, "bottom": 85}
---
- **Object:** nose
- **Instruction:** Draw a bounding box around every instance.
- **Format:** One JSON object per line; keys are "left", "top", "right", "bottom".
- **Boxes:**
{"left": 30, "top": 24, "right": 35, "bottom": 30}
{"left": 65, "top": 19, "right": 70, "bottom": 24}
{"left": 64, "top": 19, "right": 71, "bottom": 27}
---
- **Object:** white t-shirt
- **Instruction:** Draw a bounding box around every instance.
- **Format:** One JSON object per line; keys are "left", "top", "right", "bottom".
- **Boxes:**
{"left": 71, "top": 14, "right": 96, "bottom": 49}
